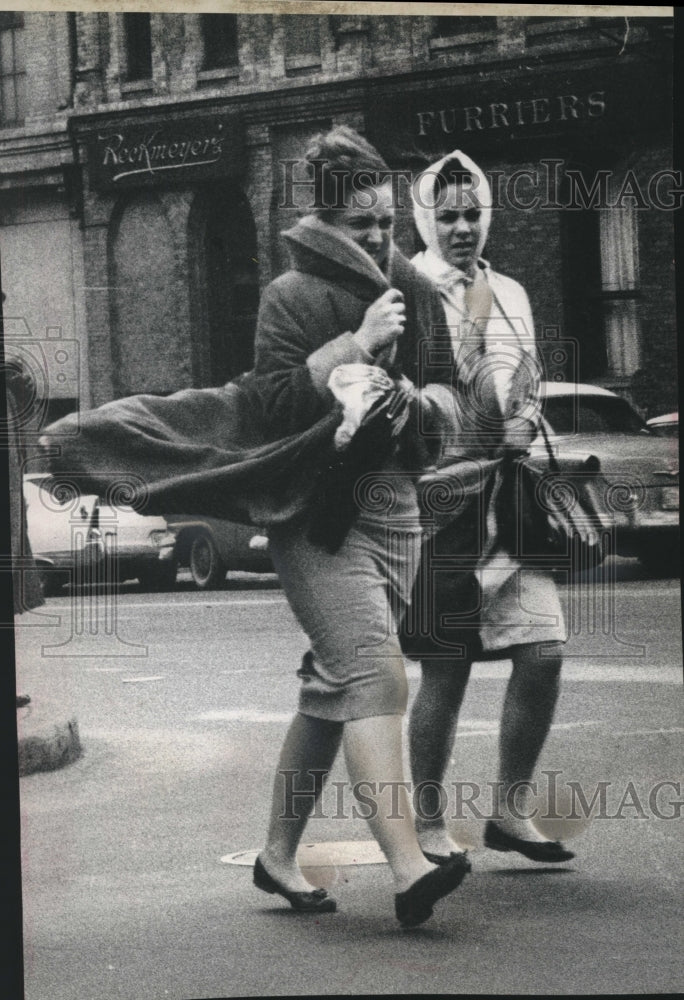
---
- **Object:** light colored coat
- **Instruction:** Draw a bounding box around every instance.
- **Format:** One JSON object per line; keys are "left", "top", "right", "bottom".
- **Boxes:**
{"left": 405, "top": 150, "right": 566, "bottom": 655}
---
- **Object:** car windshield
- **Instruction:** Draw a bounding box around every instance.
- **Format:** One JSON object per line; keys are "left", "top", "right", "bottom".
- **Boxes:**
{"left": 543, "top": 394, "right": 648, "bottom": 435}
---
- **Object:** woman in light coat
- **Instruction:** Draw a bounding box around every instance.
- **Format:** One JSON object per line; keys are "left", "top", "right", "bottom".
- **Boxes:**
{"left": 402, "top": 150, "right": 574, "bottom": 864}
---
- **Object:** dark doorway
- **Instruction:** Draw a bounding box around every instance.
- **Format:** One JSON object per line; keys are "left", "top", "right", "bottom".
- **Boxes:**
{"left": 190, "top": 185, "right": 259, "bottom": 386}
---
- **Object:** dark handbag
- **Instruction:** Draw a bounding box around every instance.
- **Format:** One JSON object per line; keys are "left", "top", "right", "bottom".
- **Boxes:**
{"left": 497, "top": 421, "right": 611, "bottom": 569}
{"left": 306, "top": 385, "right": 412, "bottom": 553}
{"left": 417, "top": 455, "right": 502, "bottom": 531}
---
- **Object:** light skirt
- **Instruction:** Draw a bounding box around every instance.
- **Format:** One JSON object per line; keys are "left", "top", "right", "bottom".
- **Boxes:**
{"left": 268, "top": 515, "right": 422, "bottom": 721}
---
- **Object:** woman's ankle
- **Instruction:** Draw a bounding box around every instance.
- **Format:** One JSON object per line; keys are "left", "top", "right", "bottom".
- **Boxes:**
{"left": 416, "top": 823, "right": 468, "bottom": 856}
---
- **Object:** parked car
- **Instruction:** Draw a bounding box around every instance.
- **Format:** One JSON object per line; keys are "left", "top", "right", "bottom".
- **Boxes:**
{"left": 536, "top": 383, "right": 679, "bottom": 574}
{"left": 23, "top": 473, "right": 177, "bottom": 594}
{"left": 166, "top": 514, "right": 272, "bottom": 590}
{"left": 90, "top": 494, "right": 178, "bottom": 590}
{"left": 646, "top": 411, "right": 679, "bottom": 438}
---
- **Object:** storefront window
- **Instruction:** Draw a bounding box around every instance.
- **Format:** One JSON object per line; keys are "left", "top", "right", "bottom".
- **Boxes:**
{"left": 558, "top": 171, "right": 643, "bottom": 383}
{"left": 201, "top": 14, "right": 239, "bottom": 71}
{"left": 123, "top": 13, "right": 152, "bottom": 82}
{"left": 0, "top": 12, "right": 26, "bottom": 126}
{"left": 111, "top": 193, "right": 189, "bottom": 396}
{"left": 599, "top": 194, "right": 642, "bottom": 378}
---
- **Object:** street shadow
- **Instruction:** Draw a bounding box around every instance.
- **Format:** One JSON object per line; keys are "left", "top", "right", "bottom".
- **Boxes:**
{"left": 199, "top": 572, "right": 280, "bottom": 592}
{"left": 63, "top": 571, "right": 281, "bottom": 597}
{"left": 553, "top": 555, "right": 679, "bottom": 586}
{"left": 491, "top": 866, "right": 576, "bottom": 877}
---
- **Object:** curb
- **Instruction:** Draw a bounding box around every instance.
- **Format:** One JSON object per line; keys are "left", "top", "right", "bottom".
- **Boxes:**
{"left": 17, "top": 703, "right": 82, "bottom": 776}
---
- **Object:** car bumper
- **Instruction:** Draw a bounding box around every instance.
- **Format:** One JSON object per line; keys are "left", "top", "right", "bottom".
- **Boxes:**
{"left": 83, "top": 530, "right": 176, "bottom": 568}
{"left": 613, "top": 516, "right": 680, "bottom": 556}
{"left": 113, "top": 542, "right": 176, "bottom": 563}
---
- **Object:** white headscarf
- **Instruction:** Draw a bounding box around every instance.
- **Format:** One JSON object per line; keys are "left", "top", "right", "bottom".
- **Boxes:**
{"left": 412, "top": 149, "right": 492, "bottom": 262}
{"left": 411, "top": 150, "right": 538, "bottom": 419}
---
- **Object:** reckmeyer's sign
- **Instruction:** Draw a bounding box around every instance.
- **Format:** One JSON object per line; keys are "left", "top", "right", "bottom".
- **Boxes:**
{"left": 88, "top": 115, "right": 243, "bottom": 189}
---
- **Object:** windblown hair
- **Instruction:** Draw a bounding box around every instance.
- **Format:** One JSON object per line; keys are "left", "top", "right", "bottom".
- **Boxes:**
{"left": 304, "top": 125, "right": 390, "bottom": 219}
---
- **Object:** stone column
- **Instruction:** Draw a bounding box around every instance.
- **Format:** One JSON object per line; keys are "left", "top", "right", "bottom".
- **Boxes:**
{"left": 245, "top": 124, "right": 274, "bottom": 289}
{"left": 104, "top": 12, "right": 123, "bottom": 102}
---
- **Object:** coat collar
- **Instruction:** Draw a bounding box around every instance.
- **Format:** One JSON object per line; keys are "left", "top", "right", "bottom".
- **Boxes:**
{"left": 281, "top": 215, "right": 392, "bottom": 301}
{"left": 412, "top": 247, "right": 491, "bottom": 289}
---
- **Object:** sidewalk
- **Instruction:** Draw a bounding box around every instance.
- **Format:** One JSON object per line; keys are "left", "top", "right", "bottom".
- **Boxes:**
{"left": 14, "top": 623, "right": 82, "bottom": 777}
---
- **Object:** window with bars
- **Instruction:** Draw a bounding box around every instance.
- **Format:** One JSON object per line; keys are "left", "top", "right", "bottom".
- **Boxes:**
{"left": 432, "top": 16, "right": 494, "bottom": 39}
{"left": 525, "top": 16, "right": 585, "bottom": 45}
{"left": 201, "top": 14, "right": 239, "bottom": 71}
{"left": 429, "top": 15, "right": 496, "bottom": 56}
{"left": 284, "top": 15, "right": 321, "bottom": 74}
{"left": 0, "top": 12, "right": 26, "bottom": 126}
{"left": 123, "top": 12, "right": 152, "bottom": 82}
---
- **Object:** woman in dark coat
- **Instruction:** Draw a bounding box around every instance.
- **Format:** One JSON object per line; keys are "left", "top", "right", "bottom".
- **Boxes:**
{"left": 43, "top": 127, "right": 469, "bottom": 926}
{"left": 251, "top": 127, "right": 470, "bottom": 926}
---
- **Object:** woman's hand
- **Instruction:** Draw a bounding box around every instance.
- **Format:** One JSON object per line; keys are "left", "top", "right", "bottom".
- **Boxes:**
{"left": 353, "top": 289, "right": 406, "bottom": 356}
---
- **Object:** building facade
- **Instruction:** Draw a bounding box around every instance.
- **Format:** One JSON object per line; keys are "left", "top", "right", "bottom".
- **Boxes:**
{"left": 0, "top": 11, "right": 676, "bottom": 420}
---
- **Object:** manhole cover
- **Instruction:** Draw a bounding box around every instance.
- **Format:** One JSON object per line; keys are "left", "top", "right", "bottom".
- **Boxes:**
{"left": 221, "top": 840, "right": 387, "bottom": 867}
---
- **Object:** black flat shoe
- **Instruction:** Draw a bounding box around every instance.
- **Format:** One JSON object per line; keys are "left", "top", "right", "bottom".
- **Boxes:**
{"left": 253, "top": 856, "right": 337, "bottom": 913}
{"left": 484, "top": 821, "right": 575, "bottom": 863}
{"left": 422, "top": 849, "right": 469, "bottom": 867}
{"left": 395, "top": 853, "right": 471, "bottom": 928}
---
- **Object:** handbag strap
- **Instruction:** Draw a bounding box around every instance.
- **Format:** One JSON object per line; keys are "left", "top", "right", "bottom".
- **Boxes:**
{"left": 489, "top": 288, "right": 526, "bottom": 349}
{"left": 538, "top": 418, "right": 561, "bottom": 474}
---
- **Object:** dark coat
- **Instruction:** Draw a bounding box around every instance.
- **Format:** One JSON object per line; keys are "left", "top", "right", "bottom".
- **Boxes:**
{"left": 45, "top": 219, "right": 453, "bottom": 525}
{"left": 252, "top": 217, "right": 452, "bottom": 441}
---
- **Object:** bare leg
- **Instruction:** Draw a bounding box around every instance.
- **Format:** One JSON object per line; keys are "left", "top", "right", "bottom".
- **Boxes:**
{"left": 496, "top": 641, "right": 563, "bottom": 840}
{"left": 260, "top": 712, "right": 343, "bottom": 891}
{"left": 408, "top": 657, "right": 472, "bottom": 856}
{"left": 343, "top": 714, "right": 434, "bottom": 893}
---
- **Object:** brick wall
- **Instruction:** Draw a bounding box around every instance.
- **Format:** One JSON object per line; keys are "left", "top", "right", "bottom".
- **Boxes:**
{"left": 3, "top": 13, "right": 673, "bottom": 410}
{"left": 21, "top": 12, "right": 71, "bottom": 121}
{"left": 481, "top": 158, "right": 565, "bottom": 340}
{"left": 62, "top": 14, "right": 661, "bottom": 114}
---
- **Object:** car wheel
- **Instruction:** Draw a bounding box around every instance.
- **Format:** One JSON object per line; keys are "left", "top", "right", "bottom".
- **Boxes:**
{"left": 189, "top": 532, "right": 226, "bottom": 590}
{"left": 137, "top": 560, "right": 178, "bottom": 592}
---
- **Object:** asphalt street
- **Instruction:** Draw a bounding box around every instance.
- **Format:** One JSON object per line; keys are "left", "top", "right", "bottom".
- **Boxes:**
{"left": 15, "top": 559, "right": 683, "bottom": 999}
